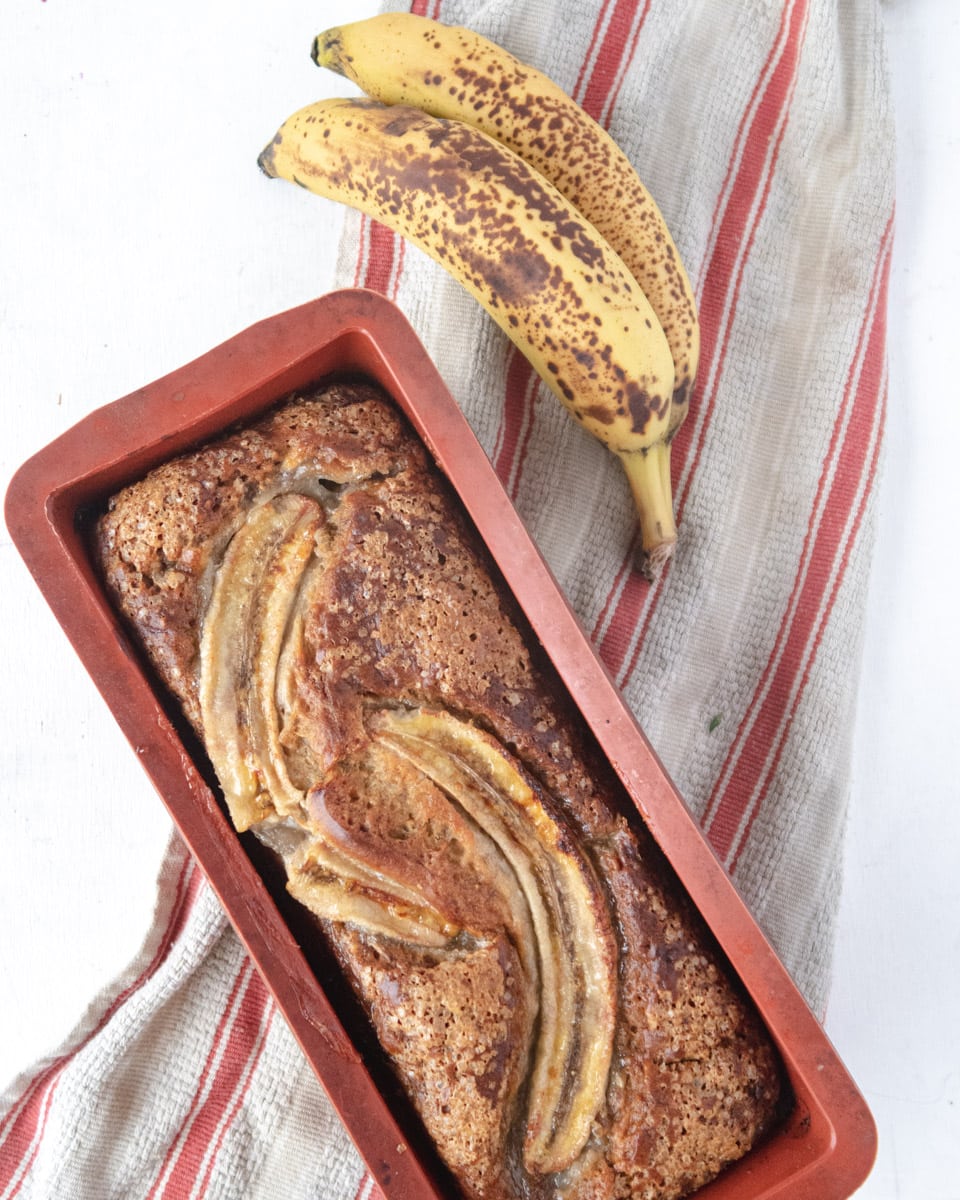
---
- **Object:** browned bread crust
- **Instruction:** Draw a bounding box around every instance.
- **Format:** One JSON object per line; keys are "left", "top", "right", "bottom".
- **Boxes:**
{"left": 97, "top": 381, "right": 785, "bottom": 1200}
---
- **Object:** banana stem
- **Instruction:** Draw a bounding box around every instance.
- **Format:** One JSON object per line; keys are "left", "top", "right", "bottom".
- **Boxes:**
{"left": 617, "top": 444, "right": 677, "bottom": 579}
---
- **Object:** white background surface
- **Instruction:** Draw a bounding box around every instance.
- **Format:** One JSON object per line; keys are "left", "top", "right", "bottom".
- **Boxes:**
{"left": 2, "top": 2, "right": 957, "bottom": 1197}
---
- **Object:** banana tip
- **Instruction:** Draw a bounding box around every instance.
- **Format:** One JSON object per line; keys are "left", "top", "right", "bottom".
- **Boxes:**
{"left": 639, "top": 538, "right": 675, "bottom": 582}
{"left": 257, "top": 136, "right": 280, "bottom": 178}
{"left": 311, "top": 29, "right": 344, "bottom": 71}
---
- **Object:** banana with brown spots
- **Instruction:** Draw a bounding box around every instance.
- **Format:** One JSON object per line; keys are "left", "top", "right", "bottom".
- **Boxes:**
{"left": 258, "top": 97, "right": 679, "bottom": 571}
{"left": 313, "top": 13, "right": 700, "bottom": 468}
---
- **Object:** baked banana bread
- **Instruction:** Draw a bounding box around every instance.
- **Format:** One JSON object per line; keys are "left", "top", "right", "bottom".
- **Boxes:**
{"left": 96, "top": 380, "right": 785, "bottom": 1200}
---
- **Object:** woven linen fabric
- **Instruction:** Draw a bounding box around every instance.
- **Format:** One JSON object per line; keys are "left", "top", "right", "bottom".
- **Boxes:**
{"left": 1, "top": 1, "right": 894, "bottom": 1197}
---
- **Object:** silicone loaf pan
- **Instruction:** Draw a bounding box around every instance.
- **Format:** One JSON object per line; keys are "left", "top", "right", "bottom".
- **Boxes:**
{"left": 5, "top": 290, "right": 876, "bottom": 1199}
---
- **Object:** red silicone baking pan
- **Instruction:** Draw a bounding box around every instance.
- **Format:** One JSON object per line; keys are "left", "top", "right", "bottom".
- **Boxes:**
{"left": 5, "top": 289, "right": 876, "bottom": 1199}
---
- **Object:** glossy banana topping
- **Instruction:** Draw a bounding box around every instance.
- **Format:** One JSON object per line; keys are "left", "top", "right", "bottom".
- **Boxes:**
{"left": 199, "top": 492, "right": 322, "bottom": 831}
{"left": 370, "top": 706, "right": 618, "bottom": 1173}
{"left": 199, "top": 492, "right": 458, "bottom": 947}
{"left": 199, "top": 491, "right": 618, "bottom": 1173}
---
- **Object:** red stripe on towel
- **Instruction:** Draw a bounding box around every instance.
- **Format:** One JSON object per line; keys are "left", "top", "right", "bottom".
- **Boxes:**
{"left": 702, "top": 214, "right": 893, "bottom": 869}
{"left": 577, "top": 0, "right": 652, "bottom": 129}
{"left": 0, "top": 852, "right": 205, "bottom": 1196}
{"left": 356, "top": 217, "right": 405, "bottom": 300}
{"left": 147, "top": 961, "right": 274, "bottom": 1199}
{"left": 593, "top": 0, "right": 811, "bottom": 687}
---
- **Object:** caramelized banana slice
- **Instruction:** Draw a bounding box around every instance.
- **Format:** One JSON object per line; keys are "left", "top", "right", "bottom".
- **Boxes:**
{"left": 303, "top": 746, "right": 540, "bottom": 965}
{"left": 286, "top": 835, "right": 458, "bottom": 949}
{"left": 200, "top": 494, "right": 458, "bottom": 944}
{"left": 200, "top": 493, "right": 322, "bottom": 830}
{"left": 370, "top": 706, "right": 617, "bottom": 1174}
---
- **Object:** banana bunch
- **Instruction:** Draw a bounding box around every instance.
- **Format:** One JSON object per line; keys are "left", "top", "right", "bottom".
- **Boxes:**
{"left": 260, "top": 14, "right": 699, "bottom": 575}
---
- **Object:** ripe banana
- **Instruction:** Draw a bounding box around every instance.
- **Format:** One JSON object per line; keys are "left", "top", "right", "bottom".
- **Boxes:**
{"left": 258, "top": 97, "right": 679, "bottom": 569}
{"left": 313, "top": 12, "right": 700, "bottom": 441}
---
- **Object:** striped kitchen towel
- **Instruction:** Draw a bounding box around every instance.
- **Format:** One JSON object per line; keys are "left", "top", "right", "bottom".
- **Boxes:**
{"left": 0, "top": 0, "right": 894, "bottom": 1196}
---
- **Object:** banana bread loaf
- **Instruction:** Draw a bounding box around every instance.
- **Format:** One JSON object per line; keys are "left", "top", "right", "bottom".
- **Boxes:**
{"left": 96, "top": 379, "right": 785, "bottom": 1200}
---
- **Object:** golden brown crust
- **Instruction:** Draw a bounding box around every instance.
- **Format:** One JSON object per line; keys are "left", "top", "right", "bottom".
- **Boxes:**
{"left": 97, "top": 382, "right": 420, "bottom": 729}
{"left": 97, "top": 381, "right": 784, "bottom": 1200}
